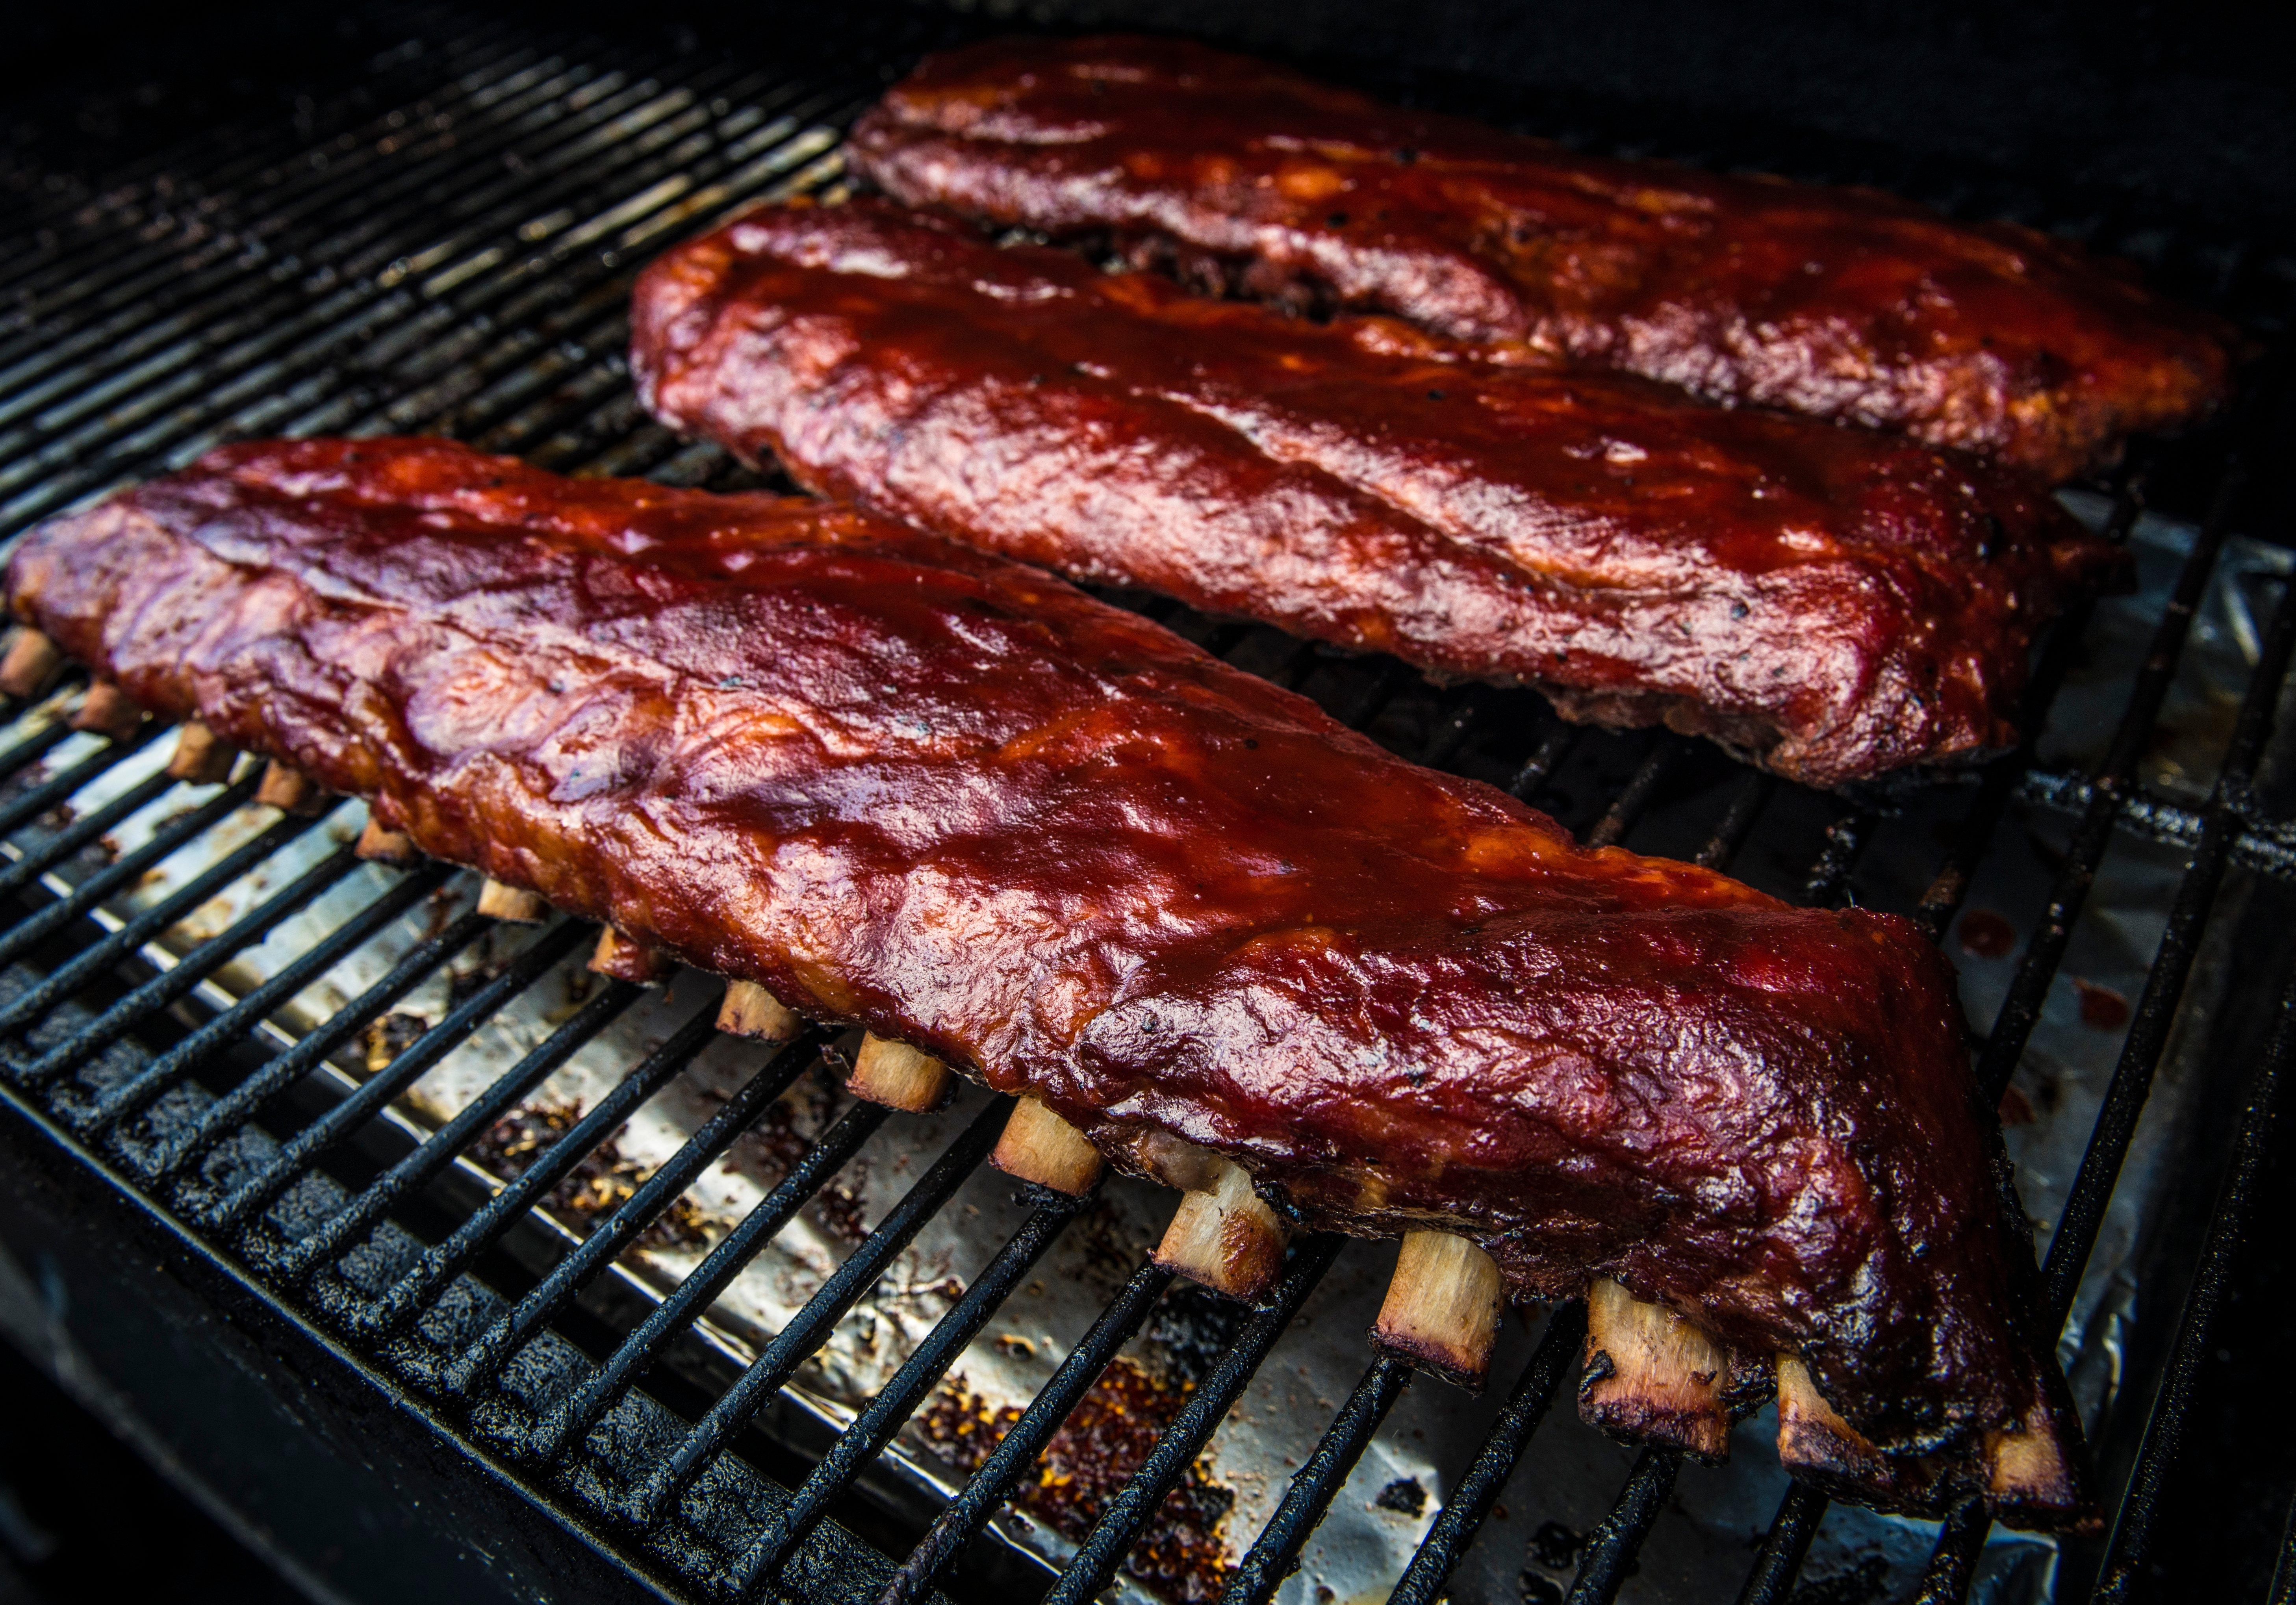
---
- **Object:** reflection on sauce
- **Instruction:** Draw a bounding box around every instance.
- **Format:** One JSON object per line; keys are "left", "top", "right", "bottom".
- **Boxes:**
{"left": 920, "top": 1356, "right": 1234, "bottom": 1602}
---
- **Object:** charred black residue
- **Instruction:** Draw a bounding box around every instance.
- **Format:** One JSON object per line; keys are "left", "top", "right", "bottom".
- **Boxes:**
{"left": 472, "top": 1100, "right": 714, "bottom": 1254}
{"left": 1528, "top": 1519, "right": 1581, "bottom": 1570}
{"left": 1372, "top": 1477, "right": 1426, "bottom": 1517}
{"left": 729, "top": 1059, "right": 869, "bottom": 1243}
{"left": 921, "top": 1356, "right": 1234, "bottom": 1603}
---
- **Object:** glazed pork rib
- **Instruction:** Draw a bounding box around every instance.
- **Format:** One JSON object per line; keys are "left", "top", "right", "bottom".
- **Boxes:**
{"left": 7, "top": 437, "right": 2083, "bottom": 1526}
{"left": 848, "top": 35, "right": 2238, "bottom": 482}
{"left": 631, "top": 200, "right": 2124, "bottom": 789}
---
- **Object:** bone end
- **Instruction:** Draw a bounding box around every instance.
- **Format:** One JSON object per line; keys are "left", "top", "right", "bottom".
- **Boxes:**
{"left": 354, "top": 816, "right": 421, "bottom": 865}
{"left": 1579, "top": 1277, "right": 1734, "bottom": 1460}
{"left": 847, "top": 1032, "right": 951, "bottom": 1113}
{"left": 1983, "top": 1401, "right": 2082, "bottom": 1523}
{"left": 1154, "top": 1151, "right": 1288, "bottom": 1301}
{"left": 590, "top": 926, "right": 673, "bottom": 985}
{"left": 1773, "top": 1352, "right": 1928, "bottom": 1505}
{"left": 717, "top": 979, "right": 802, "bottom": 1041}
{"left": 476, "top": 877, "right": 549, "bottom": 923}
{"left": 992, "top": 1096, "right": 1106, "bottom": 1195}
{"left": 256, "top": 759, "right": 328, "bottom": 815}
{"left": 167, "top": 720, "right": 239, "bottom": 784}
{"left": 0, "top": 630, "right": 63, "bottom": 699}
{"left": 70, "top": 681, "right": 144, "bottom": 742}
{"left": 1373, "top": 1230, "right": 1505, "bottom": 1390}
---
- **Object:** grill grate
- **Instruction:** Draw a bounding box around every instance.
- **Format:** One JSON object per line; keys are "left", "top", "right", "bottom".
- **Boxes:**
{"left": 4, "top": 7, "right": 2295, "bottom": 1603}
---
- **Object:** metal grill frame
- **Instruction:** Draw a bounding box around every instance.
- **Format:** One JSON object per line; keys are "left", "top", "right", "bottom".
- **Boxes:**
{"left": 2, "top": 7, "right": 2294, "bottom": 1603}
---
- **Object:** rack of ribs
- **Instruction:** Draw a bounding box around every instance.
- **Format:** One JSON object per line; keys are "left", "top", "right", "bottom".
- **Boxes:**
{"left": 7, "top": 437, "right": 2088, "bottom": 1527}
{"left": 629, "top": 200, "right": 2124, "bottom": 789}
{"left": 846, "top": 35, "right": 2237, "bottom": 482}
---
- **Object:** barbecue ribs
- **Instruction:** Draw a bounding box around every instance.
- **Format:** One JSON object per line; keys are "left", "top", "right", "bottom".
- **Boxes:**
{"left": 848, "top": 35, "right": 2237, "bottom": 481}
{"left": 11, "top": 438, "right": 2082, "bottom": 1523}
{"left": 631, "top": 200, "right": 2124, "bottom": 789}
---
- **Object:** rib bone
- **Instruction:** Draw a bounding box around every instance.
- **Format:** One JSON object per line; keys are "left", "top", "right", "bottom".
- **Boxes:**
{"left": 847, "top": 1032, "right": 951, "bottom": 1112}
{"left": 1580, "top": 1277, "right": 1734, "bottom": 1460}
{"left": 717, "top": 979, "right": 801, "bottom": 1041}
{"left": 1372, "top": 1229, "right": 1505, "bottom": 1389}
{"left": 590, "top": 926, "right": 673, "bottom": 985}
{"left": 1775, "top": 1353, "right": 1909, "bottom": 1494}
{"left": 1151, "top": 1140, "right": 1288, "bottom": 1300}
{"left": 255, "top": 759, "right": 326, "bottom": 814}
{"left": 1983, "top": 1401, "right": 2080, "bottom": 1519}
{"left": 476, "top": 878, "right": 548, "bottom": 922}
{"left": 167, "top": 720, "right": 239, "bottom": 784}
{"left": 0, "top": 629, "right": 62, "bottom": 699}
{"left": 70, "top": 681, "right": 144, "bottom": 741}
{"left": 992, "top": 1096, "right": 1105, "bottom": 1195}
{"left": 354, "top": 817, "right": 421, "bottom": 865}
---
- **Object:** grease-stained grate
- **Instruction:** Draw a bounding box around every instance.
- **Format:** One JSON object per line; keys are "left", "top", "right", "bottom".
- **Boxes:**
{"left": 1, "top": 8, "right": 2292, "bottom": 1605}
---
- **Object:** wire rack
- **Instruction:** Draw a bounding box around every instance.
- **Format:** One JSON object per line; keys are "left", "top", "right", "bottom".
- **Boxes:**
{"left": 2, "top": 6, "right": 2293, "bottom": 1602}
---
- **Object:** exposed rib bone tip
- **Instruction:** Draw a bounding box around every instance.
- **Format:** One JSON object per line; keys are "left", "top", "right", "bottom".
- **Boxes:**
{"left": 354, "top": 816, "right": 421, "bottom": 865}
{"left": 70, "top": 681, "right": 145, "bottom": 742}
{"left": 716, "top": 979, "right": 802, "bottom": 1041}
{"left": 1579, "top": 1277, "right": 1733, "bottom": 1460}
{"left": 167, "top": 720, "right": 239, "bottom": 784}
{"left": 1774, "top": 1352, "right": 1905, "bottom": 1495}
{"left": 476, "top": 877, "right": 549, "bottom": 923}
{"left": 255, "top": 759, "right": 328, "bottom": 814}
{"left": 1372, "top": 1230, "right": 1504, "bottom": 1390}
{"left": 1983, "top": 1401, "right": 2080, "bottom": 1515}
{"left": 1152, "top": 1143, "right": 1288, "bottom": 1300}
{"left": 992, "top": 1096, "right": 1105, "bottom": 1195}
{"left": 0, "top": 629, "right": 62, "bottom": 699}
{"left": 847, "top": 1032, "right": 952, "bottom": 1112}
{"left": 590, "top": 926, "right": 674, "bottom": 985}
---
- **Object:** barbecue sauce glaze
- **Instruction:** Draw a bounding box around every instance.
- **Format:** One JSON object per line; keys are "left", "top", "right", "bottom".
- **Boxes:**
{"left": 850, "top": 35, "right": 2236, "bottom": 482}
{"left": 632, "top": 200, "right": 2124, "bottom": 789}
{"left": 11, "top": 438, "right": 2063, "bottom": 1516}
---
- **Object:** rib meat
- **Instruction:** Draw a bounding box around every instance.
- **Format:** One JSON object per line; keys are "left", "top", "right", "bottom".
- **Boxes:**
{"left": 847, "top": 35, "right": 2237, "bottom": 482}
{"left": 11, "top": 438, "right": 2083, "bottom": 1522}
{"left": 631, "top": 200, "right": 2123, "bottom": 789}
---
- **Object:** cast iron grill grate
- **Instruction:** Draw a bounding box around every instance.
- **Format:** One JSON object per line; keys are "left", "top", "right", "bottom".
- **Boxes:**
{"left": 2, "top": 7, "right": 2293, "bottom": 1603}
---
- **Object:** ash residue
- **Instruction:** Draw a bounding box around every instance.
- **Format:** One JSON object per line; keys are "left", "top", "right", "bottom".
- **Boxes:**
{"left": 1372, "top": 1477, "right": 1426, "bottom": 1517}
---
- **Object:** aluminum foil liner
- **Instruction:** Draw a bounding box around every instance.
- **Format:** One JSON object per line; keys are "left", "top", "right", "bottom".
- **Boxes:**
{"left": 2, "top": 492, "right": 2280, "bottom": 1605}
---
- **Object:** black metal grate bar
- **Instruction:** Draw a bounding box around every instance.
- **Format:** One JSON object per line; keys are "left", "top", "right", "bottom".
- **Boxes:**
{"left": 277, "top": 972, "right": 649, "bottom": 1283}
{"left": 23, "top": 844, "right": 376, "bottom": 1097}
{"left": 443, "top": 1024, "right": 829, "bottom": 1399}
{"left": 1910, "top": 564, "right": 2295, "bottom": 1600}
{"left": 1218, "top": 1355, "right": 1415, "bottom": 1605}
{"left": 195, "top": 918, "right": 601, "bottom": 1230}
{"left": 627, "top": 1097, "right": 1017, "bottom": 1528}
{"left": 878, "top": 1256, "right": 1177, "bottom": 1605}
{"left": 529, "top": 1092, "right": 890, "bottom": 1464}
{"left": 1387, "top": 1302, "right": 1590, "bottom": 1605}
{"left": 1564, "top": 1447, "right": 1683, "bottom": 1605}
{"left": 0, "top": 790, "right": 309, "bottom": 1026}
{"left": 2090, "top": 956, "right": 2296, "bottom": 1598}
{"left": 1042, "top": 1235, "right": 1348, "bottom": 1605}
{"left": 0, "top": 767, "right": 176, "bottom": 908}
{"left": 333, "top": 935, "right": 697, "bottom": 1329}
{"left": 70, "top": 868, "right": 461, "bottom": 1130}
{"left": 732, "top": 1189, "right": 1096, "bottom": 1596}
{"left": 0, "top": 721, "right": 164, "bottom": 845}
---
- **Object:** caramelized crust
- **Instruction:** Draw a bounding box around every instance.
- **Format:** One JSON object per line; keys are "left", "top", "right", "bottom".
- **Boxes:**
{"left": 631, "top": 200, "right": 2124, "bottom": 789}
{"left": 848, "top": 35, "right": 2238, "bottom": 481}
{"left": 7, "top": 438, "right": 2078, "bottom": 1523}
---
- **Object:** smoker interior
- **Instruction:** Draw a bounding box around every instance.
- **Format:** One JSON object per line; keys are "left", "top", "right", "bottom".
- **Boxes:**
{"left": 2, "top": 3, "right": 2294, "bottom": 1601}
